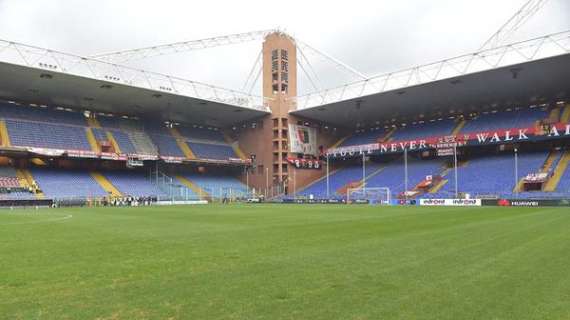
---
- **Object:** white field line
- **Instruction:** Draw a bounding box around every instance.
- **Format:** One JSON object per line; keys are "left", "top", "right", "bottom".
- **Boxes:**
{"left": 0, "top": 213, "right": 73, "bottom": 226}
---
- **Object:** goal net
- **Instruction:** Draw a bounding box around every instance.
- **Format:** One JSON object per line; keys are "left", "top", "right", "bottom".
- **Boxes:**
{"left": 346, "top": 187, "right": 391, "bottom": 205}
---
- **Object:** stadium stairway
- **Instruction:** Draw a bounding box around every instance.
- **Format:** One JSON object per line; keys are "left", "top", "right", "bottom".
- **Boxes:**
{"left": 0, "top": 119, "right": 11, "bottom": 147}
{"left": 128, "top": 130, "right": 158, "bottom": 155}
{"left": 297, "top": 167, "right": 342, "bottom": 194}
{"left": 85, "top": 128, "right": 100, "bottom": 153}
{"left": 542, "top": 150, "right": 561, "bottom": 173}
{"left": 13, "top": 171, "right": 28, "bottom": 188}
{"left": 429, "top": 167, "right": 450, "bottom": 194}
{"left": 511, "top": 151, "right": 552, "bottom": 193}
{"left": 561, "top": 104, "right": 570, "bottom": 123}
{"left": 544, "top": 150, "right": 570, "bottom": 191}
{"left": 517, "top": 152, "right": 551, "bottom": 193}
{"left": 381, "top": 127, "right": 396, "bottom": 142}
{"left": 170, "top": 128, "right": 196, "bottom": 159}
{"left": 176, "top": 176, "right": 209, "bottom": 198}
{"left": 14, "top": 169, "right": 30, "bottom": 189}
{"left": 223, "top": 133, "right": 247, "bottom": 160}
{"left": 432, "top": 160, "right": 468, "bottom": 195}
{"left": 330, "top": 136, "right": 348, "bottom": 149}
{"left": 361, "top": 166, "right": 387, "bottom": 184}
{"left": 549, "top": 108, "right": 561, "bottom": 123}
{"left": 451, "top": 119, "right": 466, "bottom": 136}
{"left": 87, "top": 117, "right": 102, "bottom": 128}
{"left": 91, "top": 172, "right": 122, "bottom": 197}
{"left": 105, "top": 131, "right": 122, "bottom": 154}
{"left": 17, "top": 169, "right": 44, "bottom": 199}
{"left": 513, "top": 178, "right": 525, "bottom": 193}
{"left": 430, "top": 179, "right": 448, "bottom": 193}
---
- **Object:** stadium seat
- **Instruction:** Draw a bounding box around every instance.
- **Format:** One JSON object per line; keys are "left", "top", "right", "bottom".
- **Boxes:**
{"left": 0, "top": 102, "right": 87, "bottom": 126}
{"left": 109, "top": 130, "right": 137, "bottom": 154}
{"left": 0, "top": 166, "right": 35, "bottom": 199}
{"left": 183, "top": 173, "right": 247, "bottom": 198}
{"left": 149, "top": 133, "right": 186, "bottom": 157}
{"left": 364, "top": 158, "right": 443, "bottom": 194}
{"left": 92, "top": 128, "right": 108, "bottom": 142}
{"left": 103, "top": 171, "right": 166, "bottom": 197}
{"left": 30, "top": 168, "right": 108, "bottom": 199}
{"left": 340, "top": 130, "right": 385, "bottom": 147}
{"left": 299, "top": 161, "right": 383, "bottom": 198}
{"left": 177, "top": 126, "right": 226, "bottom": 143}
{"left": 390, "top": 120, "right": 456, "bottom": 141}
{"left": 461, "top": 108, "right": 547, "bottom": 133}
{"left": 187, "top": 142, "right": 237, "bottom": 160}
{"left": 435, "top": 151, "right": 548, "bottom": 198}
{"left": 5, "top": 120, "right": 91, "bottom": 150}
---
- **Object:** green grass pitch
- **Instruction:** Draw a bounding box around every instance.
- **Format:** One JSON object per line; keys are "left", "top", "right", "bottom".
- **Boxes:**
{"left": 1, "top": 204, "right": 569, "bottom": 319}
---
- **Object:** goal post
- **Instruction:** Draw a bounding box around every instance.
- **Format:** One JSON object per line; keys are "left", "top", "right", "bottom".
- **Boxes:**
{"left": 346, "top": 187, "right": 391, "bottom": 205}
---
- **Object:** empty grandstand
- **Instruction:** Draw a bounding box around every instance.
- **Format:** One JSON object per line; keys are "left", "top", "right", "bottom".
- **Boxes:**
{"left": 1, "top": 2, "right": 570, "bottom": 319}
{"left": 0, "top": 19, "right": 566, "bottom": 206}
{"left": 0, "top": 100, "right": 251, "bottom": 204}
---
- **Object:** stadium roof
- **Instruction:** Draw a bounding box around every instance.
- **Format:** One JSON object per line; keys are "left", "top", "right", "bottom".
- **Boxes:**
{"left": 0, "top": 39, "right": 269, "bottom": 127}
{"left": 0, "top": 30, "right": 569, "bottom": 129}
{"left": 291, "top": 31, "right": 570, "bottom": 128}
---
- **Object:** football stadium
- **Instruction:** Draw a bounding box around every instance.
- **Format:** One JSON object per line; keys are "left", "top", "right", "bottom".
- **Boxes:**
{"left": 1, "top": 0, "right": 570, "bottom": 319}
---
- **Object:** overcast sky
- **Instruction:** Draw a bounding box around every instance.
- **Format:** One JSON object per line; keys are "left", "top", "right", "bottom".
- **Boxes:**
{"left": 0, "top": 0, "right": 568, "bottom": 95}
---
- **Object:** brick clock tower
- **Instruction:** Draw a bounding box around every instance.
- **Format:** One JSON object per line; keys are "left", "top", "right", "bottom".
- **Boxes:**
{"left": 237, "top": 32, "right": 338, "bottom": 197}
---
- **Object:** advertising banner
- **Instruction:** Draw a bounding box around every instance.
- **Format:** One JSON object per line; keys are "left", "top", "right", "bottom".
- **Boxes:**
{"left": 28, "top": 147, "right": 66, "bottom": 157}
{"left": 281, "top": 198, "right": 346, "bottom": 204}
{"left": 483, "top": 199, "right": 570, "bottom": 207}
{"left": 160, "top": 156, "right": 185, "bottom": 163}
{"left": 133, "top": 154, "right": 159, "bottom": 161}
{"left": 289, "top": 124, "right": 318, "bottom": 156}
{"left": 66, "top": 150, "right": 98, "bottom": 159}
{"left": 419, "top": 199, "right": 482, "bottom": 206}
{"left": 397, "top": 199, "right": 418, "bottom": 205}
{"left": 327, "top": 123, "right": 570, "bottom": 158}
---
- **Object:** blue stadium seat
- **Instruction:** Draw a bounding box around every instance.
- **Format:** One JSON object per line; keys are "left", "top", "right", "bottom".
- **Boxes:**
{"left": 92, "top": 128, "right": 108, "bottom": 142}
{"left": 0, "top": 102, "right": 87, "bottom": 126}
{"left": 462, "top": 108, "right": 547, "bottom": 133}
{"left": 435, "top": 151, "right": 548, "bottom": 198}
{"left": 188, "top": 142, "right": 237, "bottom": 160}
{"left": 31, "top": 168, "right": 107, "bottom": 198}
{"left": 150, "top": 133, "right": 185, "bottom": 157}
{"left": 104, "top": 171, "right": 166, "bottom": 197}
{"left": 110, "top": 130, "right": 137, "bottom": 154}
{"left": 299, "top": 161, "right": 383, "bottom": 198}
{"left": 178, "top": 127, "right": 226, "bottom": 142}
{"left": 340, "top": 130, "right": 385, "bottom": 147}
{"left": 183, "top": 173, "right": 247, "bottom": 198}
{"left": 390, "top": 120, "right": 455, "bottom": 141}
{"left": 5, "top": 120, "right": 91, "bottom": 150}
{"left": 364, "top": 159, "right": 443, "bottom": 194}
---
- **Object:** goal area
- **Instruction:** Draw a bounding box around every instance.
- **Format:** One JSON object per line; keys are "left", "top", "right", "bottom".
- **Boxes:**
{"left": 346, "top": 187, "right": 391, "bottom": 205}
